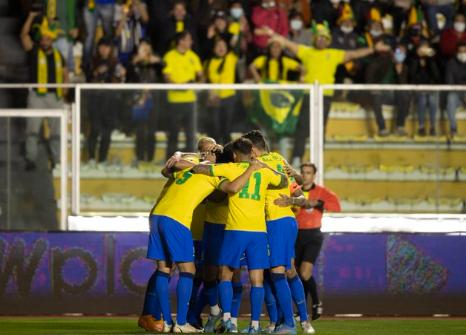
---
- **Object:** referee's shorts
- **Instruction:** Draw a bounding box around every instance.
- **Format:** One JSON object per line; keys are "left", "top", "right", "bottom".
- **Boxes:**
{"left": 295, "top": 228, "right": 324, "bottom": 265}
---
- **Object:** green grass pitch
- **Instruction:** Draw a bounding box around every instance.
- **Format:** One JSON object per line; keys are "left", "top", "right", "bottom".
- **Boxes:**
{"left": 0, "top": 317, "right": 465, "bottom": 335}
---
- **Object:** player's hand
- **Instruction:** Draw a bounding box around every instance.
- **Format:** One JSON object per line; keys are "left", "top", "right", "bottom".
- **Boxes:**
{"left": 274, "top": 194, "right": 293, "bottom": 207}
{"left": 165, "top": 151, "right": 182, "bottom": 169}
{"left": 283, "top": 162, "right": 298, "bottom": 178}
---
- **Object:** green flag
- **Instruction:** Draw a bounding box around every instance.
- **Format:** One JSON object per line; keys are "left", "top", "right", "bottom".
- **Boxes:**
{"left": 247, "top": 82, "right": 304, "bottom": 137}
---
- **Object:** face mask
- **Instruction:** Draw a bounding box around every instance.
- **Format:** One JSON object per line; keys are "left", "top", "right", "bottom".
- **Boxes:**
{"left": 370, "top": 29, "right": 383, "bottom": 38}
{"left": 230, "top": 7, "right": 243, "bottom": 19}
{"left": 457, "top": 52, "right": 466, "bottom": 63}
{"left": 330, "top": 0, "right": 340, "bottom": 4}
{"left": 341, "top": 25, "right": 353, "bottom": 34}
{"left": 290, "top": 19, "right": 303, "bottom": 31}
{"left": 394, "top": 49, "right": 406, "bottom": 63}
{"left": 454, "top": 22, "right": 466, "bottom": 33}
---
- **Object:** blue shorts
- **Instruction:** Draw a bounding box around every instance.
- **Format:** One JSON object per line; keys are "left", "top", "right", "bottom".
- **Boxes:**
{"left": 267, "top": 216, "right": 298, "bottom": 270}
{"left": 219, "top": 230, "right": 270, "bottom": 270}
{"left": 202, "top": 222, "right": 225, "bottom": 265}
{"left": 194, "top": 240, "right": 203, "bottom": 267}
{"left": 147, "top": 215, "right": 194, "bottom": 263}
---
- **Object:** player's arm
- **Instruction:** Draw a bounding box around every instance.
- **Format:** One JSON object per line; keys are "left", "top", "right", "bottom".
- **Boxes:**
{"left": 218, "top": 160, "right": 263, "bottom": 194}
{"left": 283, "top": 162, "right": 304, "bottom": 185}
{"left": 274, "top": 193, "right": 320, "bottom": 209}
{"left": 192, "top": 163, "right": 214, "bottom": 176}
{"left": 161, "top": 152, "right": 198, "bottom": 178}
{"left": 266, "top": 168, "right": 289, "bottom": 189}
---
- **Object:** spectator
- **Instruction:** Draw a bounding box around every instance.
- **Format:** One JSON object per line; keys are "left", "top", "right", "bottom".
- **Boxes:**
{"left": 359, "top": 9, "right": 396, "bottom": 136}
{"left": 421, "top": 0, "right": 455, "bottom": 36}
{"left": 20, "top": 14, "right": 68, "bottom": 171}
{"left": 228, "top": 0, "right": 252, "bottom": 56}
{"left": 86, "top": 37, "right": 126, "bottom": 164}
{"left": 312, "top": 0, "right": 341, "bottom": 27}
{"left": 331, "top": 3, "right": 360, "bottom": 84}
{"left": 445, "top": 42, "right": 466, "bottom": 136}
{"left": 205, "top": 38, "right": 238, "bottom": 144}
{"left": 392, "top": 44, "right": 411, "bottom": 136}
{"left": 352, "top": 0, "right": 384, "bottom": 33}
{"left": 45, "top": 0, "right": 79, "bottom": 73}
{"left": 389, "top": 0, "right": 414, "bottom": 36}
{"left": 401, "top": 7, "right": 430, "bottom": 57}
{"left": 249, "top": 40, "right": 302, "bottom": 82}
{"left": 288, "top": 10, "right": 313, "bottom": 47}
{"left": 408, "top": 39, "right": 441, "bottom": 136}
{"left": 251, "top": 0, "right": 289, "bottom": 55}
{"left": 440, "top": 13, "right": 466, "bottom": 59}
{"left": 267, "top": 22, "right": 390, "bottom": 164}
{"left": 203, "top": 11, "right": 233, "bottom": 59}
{"left": 127, "top": 40, "right": 162, "bottom": 165}
{"left": 163, "top": 31, "right": 203, "bottom": 158}
{"left": 115, "top": 0, "right": 149, "bottom": 66}
{"left": 155, "top": 0, "right": 198, "bottom": 56}
{"left": 280, "top": 0, "right": 312, "bottom": 26}
{"left": 82, "top": 0, "right": 116, "bottom": 72}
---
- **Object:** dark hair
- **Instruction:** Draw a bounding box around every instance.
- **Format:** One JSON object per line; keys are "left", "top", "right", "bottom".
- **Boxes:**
{"left": 174, "top": 31, "right": 191, "bottom": 46}
{"left": 300, "top": 162, "right": 317, "bottom": 174}
{"left": 265, "top": 42, "right": 285, "bottom": 80}
{"left": 232, "top": 137, "right": 253, "bottom": 156}
{"left": 242, "top": 130, "right": 268, "bottom": 151}
{"left": 173, "top": 0, "right": 186, "bottom": 9}
{"left": 216, "top": 142, "right": 234, "bottom": 163}
{"left": 206, "top": 37, "right": 229, "bottom": 77}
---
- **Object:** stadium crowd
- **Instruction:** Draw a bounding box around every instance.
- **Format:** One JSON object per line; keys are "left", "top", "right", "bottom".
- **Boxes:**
{"left": 19, "top": 0, "right": 466, "bottom": 170}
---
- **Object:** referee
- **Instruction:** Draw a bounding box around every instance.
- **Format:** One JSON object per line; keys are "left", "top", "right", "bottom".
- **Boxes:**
{"left": 275, "top": 162, "right": 341, "bottom": 320}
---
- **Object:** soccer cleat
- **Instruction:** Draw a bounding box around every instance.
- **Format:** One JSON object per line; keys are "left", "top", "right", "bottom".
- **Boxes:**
{"left": 273, "top": 324, "right": 297, "bottom": 334}
{"left": 301, "top": 321, "right": 316, "bottom": 334}
{"left": 138, "top": 315, "right": 164, "bottom": 332}
{"left": 230, "top": 323, "right": 238, "bottom": 333}
{"left": 216, "top": 319, "right": 233, "bottom": 333}
{"left": 311, "top": 303, "right": 323, "bottom": 320}
{"left": 260, "top": 324, "right": 276, "bottom": 334}
{"left": 246, "top": 326, "right": 260, "bottom": 334}
{"left": 204, "top": 312, "right": 222, "bottom": 333}
{"left": 173, "top": 322, "right": 200, "bottom": 333}
{"left": 163, "top": 321, "right": 174, "bottom": 333}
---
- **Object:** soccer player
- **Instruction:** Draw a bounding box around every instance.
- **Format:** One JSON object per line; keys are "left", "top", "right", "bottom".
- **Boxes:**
{"left": 192, "top": 137, "right": 288, "bottom": 334}
{"left": 146, "top": 152, "right": 262, "bottom": 333}
{"left": 274, "top": 163, "right": 341, "bottom": 320}
{"left": 242, "top": 130, "right": 314, "bottom": 334}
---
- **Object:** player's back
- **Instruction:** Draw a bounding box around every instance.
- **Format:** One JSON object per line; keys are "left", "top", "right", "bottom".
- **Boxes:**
{"left": 258, "top": 152, "right": 294, "bottom": 221}
{"left": 211, "top": 162, "right": 282, "bottom": 232}
{"left": 153, "top": 169, "right": 222, "bottom": 228}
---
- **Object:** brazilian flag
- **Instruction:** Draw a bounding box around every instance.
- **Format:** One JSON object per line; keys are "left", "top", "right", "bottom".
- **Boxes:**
{"left": 246, "top": 81, "right": 304, "bottom": 136}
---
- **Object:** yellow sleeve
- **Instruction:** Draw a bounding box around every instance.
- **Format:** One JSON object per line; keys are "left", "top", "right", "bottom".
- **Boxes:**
{"left": 330, "top": 48, "right": 345, "bottom": 65}
{"left": 263, "top": 168, "right": 282, "bottom": 187}
{"left": 162, "top": 52, "right": 173, "bottom": 75}
{"left": 207, "top": 59, "right": 220, "bottom": 84}
{"left": 283, "top": 57, "right": 300, "bottom": 71}
{"left": 252, "top": 56, "right": 266, "bottom": 69}
{"left": 210, "top": 163, "right": 238, "bottom": 180}
{"left": 297, "top": 45, "right": 311, "bottom": 62}
{"left": 192, "top": 52, "right": 203, "bottom": 73}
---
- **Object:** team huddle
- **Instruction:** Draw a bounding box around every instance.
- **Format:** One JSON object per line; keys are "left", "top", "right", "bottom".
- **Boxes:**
{"left": 138, "top": 130, "right": 341, "bottom": 334}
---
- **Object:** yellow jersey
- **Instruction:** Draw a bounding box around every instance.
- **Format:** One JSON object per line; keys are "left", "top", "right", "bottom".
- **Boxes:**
{"left": 163, "top": 49, "right": 203, "bottom": 103}
{"left": 258, "top": 152, "right": 295, "bottom": 221}
{"left": 152, "top": 168, "right": 221, "bottom": 228}
{"left": 205, "top": 198, "right": 229, "bottom": 225}
{"left": 252, "top": 55, "right": 300, "bottom": 82}
{"left": 211, "top": 162, "right": 283, "bottom": 232}
{"left": 206, "top": 52, "right": 237, "bottom": 99}
{"left": 191, "top": 203, "right": 206, "bottom": 241}
{"left": 296, "top": 45, "right": 345, "bottom": 96}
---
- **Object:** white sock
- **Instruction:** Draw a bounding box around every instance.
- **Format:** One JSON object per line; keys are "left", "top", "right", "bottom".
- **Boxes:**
{"left": 231, "top": 317, "right": 238, "bottom": 326}
{"left": 223, "top": 312, "right": 231, "bottom": 322}
{"left": 210, "top": 304, "right": 221, "bottom": 316}
{"left": 251, "top": 320, "right": 259, "bottom": 329}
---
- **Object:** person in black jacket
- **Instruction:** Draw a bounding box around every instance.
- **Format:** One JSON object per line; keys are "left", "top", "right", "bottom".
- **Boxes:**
{"left": 408, "top": 39, "right": 441, "bottom": 136}
{"left": 445, "top": 41, "right": 466, "bottom": 136}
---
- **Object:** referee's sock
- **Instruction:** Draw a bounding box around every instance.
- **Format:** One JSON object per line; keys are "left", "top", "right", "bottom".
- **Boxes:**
{"left": 250, "top": 286, "right": 265, "bottom": 323}
{"left": 155, "top": 270, "right": 172, "bottom": 325}
{"left": 218, "top": 280, "right": 233, "bottom": 320}
{"left": 288, "top": 274, "right": 308, "bottom": 322}
{"left": 271, "top": 272, "right": 295, "bottom": 328}
{"left": 308, "top": 276, "right": 320, "bottom": 306}
{"left": 264, "top": 273, "right": 278, "bottom": 324}
{"left": 176, "top": 272, "right": 194, "bottom": 325}
{"left": 142, "top": 270, "right": 162, "bottom": 319}
{"left": 231, "top": 281, "right": 243, "bottom": 318}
